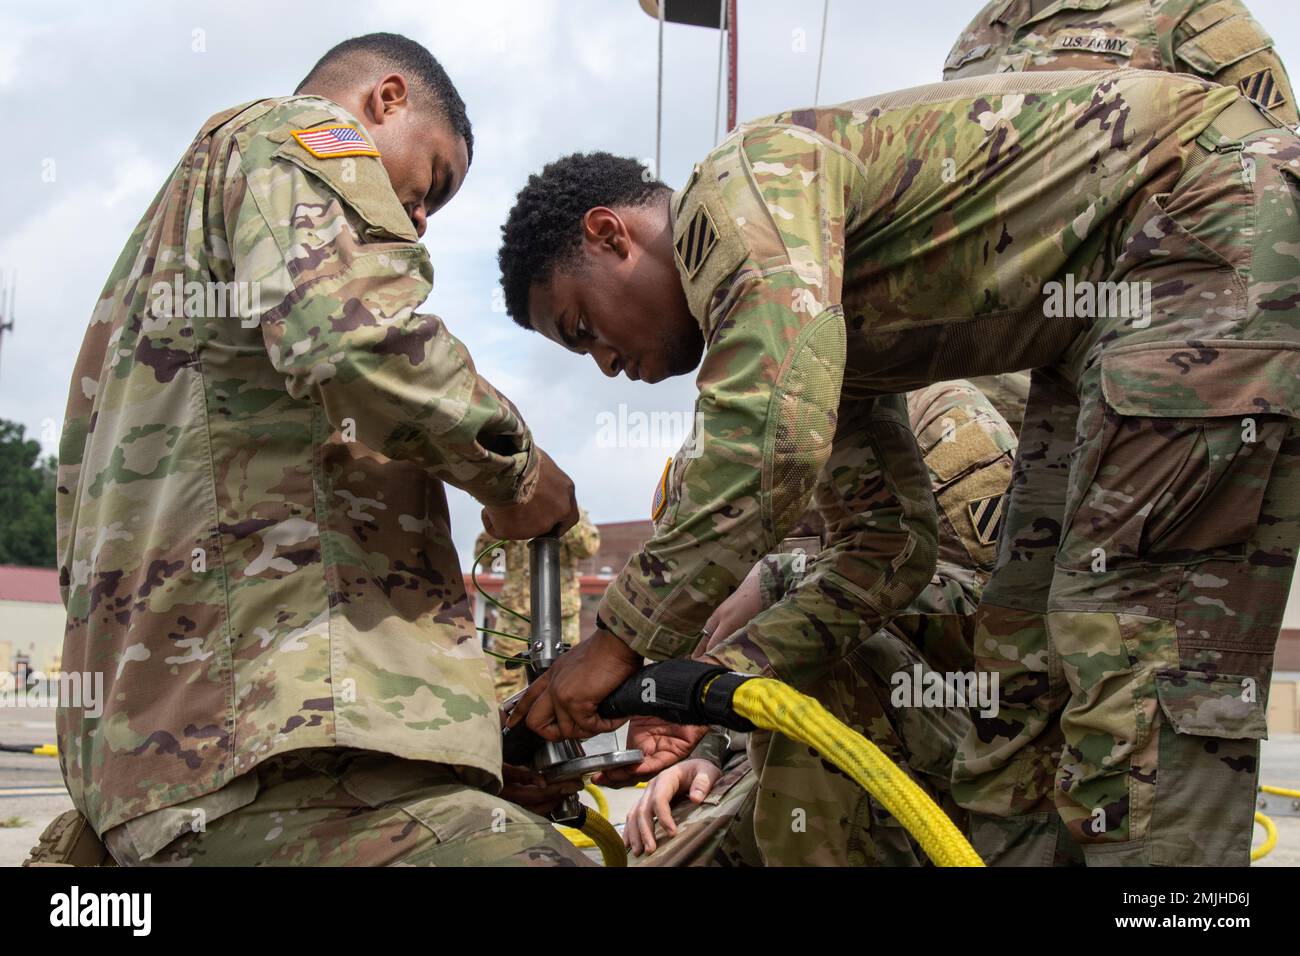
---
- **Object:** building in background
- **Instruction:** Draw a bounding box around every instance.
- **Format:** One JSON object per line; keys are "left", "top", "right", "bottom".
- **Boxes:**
{"left": 0, "top": 564, "right": 63, "bottom": 676}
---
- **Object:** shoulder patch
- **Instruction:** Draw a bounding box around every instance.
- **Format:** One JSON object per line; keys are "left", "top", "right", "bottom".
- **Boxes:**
{"left": 675, "top": 204, "right": 719, "bottom": 279}
{"left": 291, "top": 125, "right": 381, "bottom": 159}
{"left": 273, "top": 132, "right": 416, "bottom": 243}
{"left": 967, "top": 493, "right": 1005, "bottom": 547}
{"left": 672, "top": 162, "right": 748, "bottom": 327}
{"left": 1238, "top": 68, "right": 1287, "bottom": 111}
{"left": 651, "top": 458, "right": 671, "bottom": 522}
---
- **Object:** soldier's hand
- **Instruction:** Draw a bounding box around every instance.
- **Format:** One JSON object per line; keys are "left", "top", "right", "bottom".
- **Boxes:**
{"left": 698, "top": 562, "right": 764, "bottom": 655}
{"left": 624, "top": 757, "right": 722, "bottom": 857}
{"left": 508, "top": 628, "right": 642, "bottom": 742}
{"left": 594, "top": 717, "right": 709, "bottom": 787}
{"left": 481, "top": 448, "right": 579, "bottom": 540}
{"left": 499, "top": 763, "right": 582, "bottom": 817}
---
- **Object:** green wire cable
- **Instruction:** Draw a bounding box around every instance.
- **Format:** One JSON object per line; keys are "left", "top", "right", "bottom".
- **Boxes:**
{"left": 480, "top": 626, "right": 528, "bottom": 644}
{"left": 472, "top": 540, "right": 532, "bottom": 625}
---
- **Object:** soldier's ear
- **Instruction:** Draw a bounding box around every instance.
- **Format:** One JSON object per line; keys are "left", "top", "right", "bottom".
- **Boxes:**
{"left": 582, "top": 207, "right": 629, "bottom": 257}
{"left": 368, "top": 74, "right": 411, "bottom": 124}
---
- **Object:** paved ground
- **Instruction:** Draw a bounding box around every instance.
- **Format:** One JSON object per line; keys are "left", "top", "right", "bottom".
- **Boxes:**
{"left": 2, "top": 706, "right": 1295, "bottom": 866}
{"left": 0, "top": 706, "right": 70, "bottom": 867}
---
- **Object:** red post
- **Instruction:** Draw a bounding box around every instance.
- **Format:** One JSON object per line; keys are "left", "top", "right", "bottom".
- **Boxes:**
{"left": 726, "top": 0, "right": 738, "bottom": 131}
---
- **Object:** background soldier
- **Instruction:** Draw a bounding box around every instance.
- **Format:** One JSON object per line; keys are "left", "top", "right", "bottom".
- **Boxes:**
{"left": 945, "top": 0, "right": 1298, "bottom": 125}
{"left": 53, "top": 33, "right": 588, "bottom": 867}
{"left": 948, "top": 0, "right": 1299, "bottom": 435}
{"left": 475, "top": 510, "right": 600, "bottom": 701}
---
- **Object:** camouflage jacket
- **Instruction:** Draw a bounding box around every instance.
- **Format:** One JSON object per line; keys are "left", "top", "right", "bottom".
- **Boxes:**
{"left": 757, "top": 380, "right": 1016, "bottom": 620}
{"left": 596, "top": 69, "right": 1250, "bottom": 674}
{"left": 55, "top": 96, "right": 539, "bottom": 835}
{"left": 473, "top": 510, "right": 600, "bottom": 630}
{"left": 943, "top": 0, "right": 1297, "bottom": 124}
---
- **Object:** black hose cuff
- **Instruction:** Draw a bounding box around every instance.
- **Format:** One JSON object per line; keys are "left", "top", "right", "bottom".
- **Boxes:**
{"left": 597, "top": 660, "right": 756, "bottom": 732}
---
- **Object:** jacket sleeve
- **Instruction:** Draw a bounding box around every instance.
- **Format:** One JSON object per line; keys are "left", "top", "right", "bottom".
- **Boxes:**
{"left": 597, "top": 123, "right": 936, "bottom": 670}
{"left": 227, "top": 138, "right": 537, "bottom": 507}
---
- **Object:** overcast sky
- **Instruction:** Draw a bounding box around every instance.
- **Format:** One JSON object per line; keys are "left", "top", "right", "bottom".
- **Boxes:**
{"left": 3, "top": 0, "right": 1299, "bottom": 567}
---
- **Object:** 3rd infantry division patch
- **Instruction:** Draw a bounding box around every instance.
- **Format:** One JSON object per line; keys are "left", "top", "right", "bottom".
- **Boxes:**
{"left": 1238, "top": 69, "right": 1287, "bottom": 112}
{"left": 675, "top": 204, "right": 719, "bottom": 279}
{"left": 968, "top": 493, "right": 1005, "bottom": 547}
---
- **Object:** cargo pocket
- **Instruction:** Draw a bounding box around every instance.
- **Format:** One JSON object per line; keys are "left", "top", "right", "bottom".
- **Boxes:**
{"left": 1057, "top": 340, "right": 1298, "bottom": 570}
{"left": 1149, "top": 668, "right": 1267, "bottom": 864}
{"left": 1154, "top": 669, "right": 1267, "bottom": 740}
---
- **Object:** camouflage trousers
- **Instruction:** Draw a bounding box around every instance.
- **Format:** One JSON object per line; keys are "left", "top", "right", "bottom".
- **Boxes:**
{"left": 638, "top": 615, "right": 974, "bottom": 867}
{"left": 953, "top": 115, "right": 1300, "bottom": 866}
{"left": 102, "top": 749, "right": 592, "bottom": 866}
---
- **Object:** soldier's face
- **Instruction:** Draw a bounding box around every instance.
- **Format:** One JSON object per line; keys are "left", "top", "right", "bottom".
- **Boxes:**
{"left": 370, "top": 113, "right": 468, "bottom": 238}
{"left": 356, "top": 75, "right": 469, "bottom": 237}
{"left": 528, "top": 206, "right": 703, "bottom": 385}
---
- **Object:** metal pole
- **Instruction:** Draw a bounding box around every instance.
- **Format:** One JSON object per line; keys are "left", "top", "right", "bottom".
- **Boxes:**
{"left": 0, "top": 272, "right": 14, "bottom": 386}
{"left": 726, "top": 0, "right": 738, "bottom": 131}
{"left": 713, "top": 0, "right": 725, "bottom": 143}
{"left": 656, "top": 0, "right": 666, "bottom": 178}
{"left": 528, "top": 536, "right": 563, "bottom": 671}
{"left": 814, "top": 0, "right": 829, "bottom": 106}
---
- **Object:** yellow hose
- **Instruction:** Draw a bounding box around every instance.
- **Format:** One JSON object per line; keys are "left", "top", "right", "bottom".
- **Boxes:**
{"left": 576, "top": 808, "right": 628, "bottom": 867}
{"left": 562, "top": 827, "right": 596, "bottom": 848}
{"left": 731, "top": 678, "right": 983, "bottom": 867}
{"left": 1251, "top": 784, "right": 1297, "bottom": 862}
{"left": 1251, "top": 811, "right": 1278, "bottom": 862}
{"left": 559, "top": 785, "right": 624, "bottom": 864}
{"left": 585, "top": 782, "right": 610, "bottom": 819}
{"left": 1261, "top": 784, "right": 1300, "bottom": 799}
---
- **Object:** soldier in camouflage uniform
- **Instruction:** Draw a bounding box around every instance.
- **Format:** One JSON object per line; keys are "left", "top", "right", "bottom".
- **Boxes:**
{"left": 944, "top": 0, "right": 1297, "bottom": 126}
{"left": 54, "top": 34, "right": 589, "bottom": 866}
{"left": 950, "top": 0, "right": 1300, "bottom": 436}
{"left": 630, "top": 380, "right": 1016, "bottom": 866}
{"left": 474, "top": 510, "right": 600, "bottom": 701}
{"left": 500, "top": 69, "right": 1300, "bottom": 867}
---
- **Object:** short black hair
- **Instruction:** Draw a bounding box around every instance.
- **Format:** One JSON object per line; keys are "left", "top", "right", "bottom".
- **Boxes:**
{"left": 498, "top": 153, "right": 669, "bottom": 328}
{"left": 297, "top": 32, "right": 473, "bottom": 165}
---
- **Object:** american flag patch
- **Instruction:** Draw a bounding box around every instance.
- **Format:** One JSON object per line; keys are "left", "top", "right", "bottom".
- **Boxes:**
{"left": 291, "top": 125, "right": 380, "bottom": 159}
{"left": 651, "top": 458, "right": 672, "bottom": 522}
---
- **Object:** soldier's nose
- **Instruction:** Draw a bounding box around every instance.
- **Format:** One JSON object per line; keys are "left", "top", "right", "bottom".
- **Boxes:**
{"left": 408, "top": 205, "right": 427, "bottom": 238}
{"left": 595, "top": 349, "right": 621, "bottom": 379}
